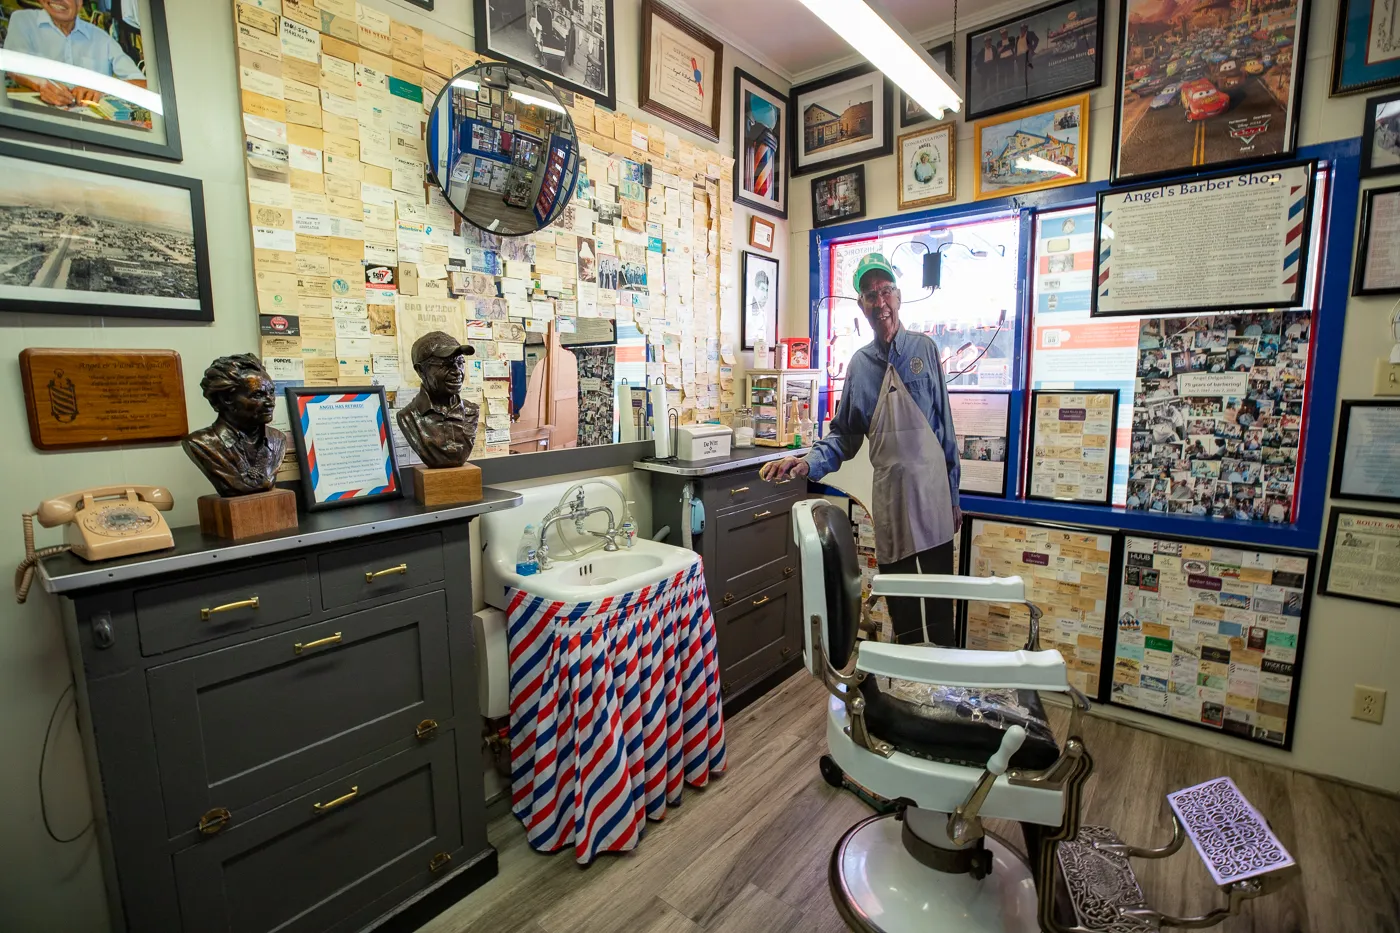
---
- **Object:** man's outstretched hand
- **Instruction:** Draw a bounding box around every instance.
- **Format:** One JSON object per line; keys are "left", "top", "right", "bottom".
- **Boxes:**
{"left": 760, "top": 456, "right": 809, "bottom": 482}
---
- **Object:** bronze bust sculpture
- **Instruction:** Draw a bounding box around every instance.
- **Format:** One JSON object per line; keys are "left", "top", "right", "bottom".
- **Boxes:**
{"left": 397, "top": 331, "right": 480, "bottom": 468}
{"left": 182, "top": 354, "right": 288, "bottom": 496}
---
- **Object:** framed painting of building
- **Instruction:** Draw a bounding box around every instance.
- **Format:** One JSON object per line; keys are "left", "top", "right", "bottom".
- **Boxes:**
{"left": 790, "top": 64, "right": 893, "bottom": 177}
{"left": 973, "top": 94, "right": 1088, "bottom": 200}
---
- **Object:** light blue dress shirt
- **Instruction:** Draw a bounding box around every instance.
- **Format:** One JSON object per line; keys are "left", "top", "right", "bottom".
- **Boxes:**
{"left": 4, "top": 10, "right": 144, "bottom": 82}
{"left": 804, "top": 327, "right": 961, "bottom": 510}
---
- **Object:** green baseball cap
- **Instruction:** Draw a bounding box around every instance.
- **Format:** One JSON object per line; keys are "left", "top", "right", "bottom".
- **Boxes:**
{"left": 852, "top": 252, "right": 896, "bottom": 294}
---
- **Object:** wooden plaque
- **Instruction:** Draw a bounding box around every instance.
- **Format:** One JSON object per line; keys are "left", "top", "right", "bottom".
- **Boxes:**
{"left": 19, "top": 348, "right": 189, "bottom": 450}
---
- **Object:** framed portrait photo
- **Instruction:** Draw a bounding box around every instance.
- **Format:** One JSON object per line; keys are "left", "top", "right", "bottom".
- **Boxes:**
{"left": 1331, "top": 400, "right": 1400, "bottom": 503}
{"left": 0, "top": 0, "right": 182, "bottom": 160}
{"left": 972, "top": 94, "right": 1088, "bottom": 200}
{"left": 1363, "top": 90, "right": 1400, "bottom": 177}
{"left": 1353, "top": 184, "right": 1400, "bottom": 295}
{"left": 897, "top": 122, "right": 956, "bottom": 210}
{"left": 0, "top": 141, "right": 211, "bottom": 322}
{"left": 1320, "top": 507, "right": 1400, "bottom": 607}
{"left": 749, "top": 215, "right": 776, "bottom": 252}
{"left": 1333, "top": 0, "right": 1400, "bottom": 96}
{"left": 741, "top": 251, "right": 779, "bottom": 351}
{"left": 285, "top": 386, "right": 402, "bottom": 511}
{"left": 640, "top": 0, "right": 722, "bottom": 141}
{"left": 964, "top": 0, "right": 1104, "bottom": 121}
{"left": 810, "top": 164, "right": 866, "bottom": 229}
{"left": 1111, "top": 0, "right": 1309, "bottom": 183}
{"left": 790, "top": 64, "right": 892, "bottom": 176}
{"left": 733, "top": 68, "right": 789, "bottom": 217}
{"left": 473, "top": 0, "right": 617, "bottom": 111}
{"left": 900, "top": 41, "right": 954, "bottom": 127}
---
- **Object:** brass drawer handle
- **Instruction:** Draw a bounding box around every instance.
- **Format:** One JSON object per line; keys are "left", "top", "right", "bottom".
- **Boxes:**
{"left": 753, "top": 509, "right": 772, "bottom": 519}
{"left": 415, "top": 718, "right": 439, "bottom": 740}
{"left": 429, "top": 851, "right": 452, "bottom": 873}
{"left": 752, "top": 595, "right": 771, "bottom": 607}
{"left": 198, "top": 807, "right": 231, "bottom": 835}
{"left": 365, "top": 563, "right": 408, "bottom": 583}
{"left": 723, "top": 592, "right": 735, "bottom": 604}
{"left": 295, "top": 632, "right": 342, "bottom": 655}
{"left": 313, "top": 786, "right": 358, "bottom": 813}
{"left": 781, "top": 646, "right": 792, "bottom": 657}
{"left": 775, "top": 478, "right": 792, "bottom": 485}
{"left": 784, "top": 566, "right": 795, "bottom": 576}
{"left": 201, "top": 596, "right": 259, "bottom": 621}
{"left": 730, "top": 486, "right": 750, "bottom": 495}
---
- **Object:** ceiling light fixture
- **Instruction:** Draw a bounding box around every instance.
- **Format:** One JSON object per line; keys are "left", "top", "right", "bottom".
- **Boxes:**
{"left": 794, "top": 0, "right": 963, "bottom": 119}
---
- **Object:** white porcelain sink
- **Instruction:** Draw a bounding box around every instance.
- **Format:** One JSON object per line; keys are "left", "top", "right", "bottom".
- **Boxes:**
{"left": 487, "top": 536, "right": 697, "bottom": 604}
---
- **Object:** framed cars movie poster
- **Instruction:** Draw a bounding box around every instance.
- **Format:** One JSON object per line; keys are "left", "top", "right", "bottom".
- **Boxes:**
{"left": 1109, "top": 0, "right": 1310, "bottom": 183}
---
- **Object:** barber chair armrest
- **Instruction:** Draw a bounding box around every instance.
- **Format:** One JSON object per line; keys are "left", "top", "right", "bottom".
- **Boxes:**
{"left": 870, "top": 573, "right": 1027, "bottom": 604}
{"left": 853, "top": 642, "right": 1071, "bottom": 692}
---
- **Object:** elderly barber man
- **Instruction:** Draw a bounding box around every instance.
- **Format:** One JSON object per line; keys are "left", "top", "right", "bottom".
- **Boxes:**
{"left": 760, "top": 253, "right": 962, "bottom": 645}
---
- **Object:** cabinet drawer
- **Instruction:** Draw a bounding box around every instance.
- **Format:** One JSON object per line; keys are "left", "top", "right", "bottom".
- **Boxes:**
{"left": 148, "top": 591, "right": 453, "bottom": 837}
{"left": 716, "top": 577, "right": 800, "bottom": 696}
{"left": 318, "top": 531, "right": 445, "bottom": 611}
{"left": 711, "top": 499, "right": 799, "bottom": 606}
{"left": 135, "top": 560, "right": 312, "bottom": 657}
{"left": 707, "top": 468, "right": 801, "bottom": 512}
{"left": 172, "top": 737, "right": 462, "bottom": 933}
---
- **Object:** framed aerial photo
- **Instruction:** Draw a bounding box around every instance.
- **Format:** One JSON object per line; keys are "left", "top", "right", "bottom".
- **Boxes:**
{"left": 1320, "top": 507, "right": 1400, "bottom": 607}
{"left": 1333, "top": 0, "right": 1400, "bottom": 96}
{"left": 790, "top": 63, "right": 893, "bottom": 176}
{"left": 1362, "top": 90, "right": 1400, "bottom": 177}
{"left": 900, "top": 41, "right": 955, "bottom": 127}
{"left": 964, "top": 0, "right": 1104, "bottom": 121}
{"left": 473, "top": 0, "right": 617, "bottom": 110}
{"left": 810, "top": 164, "right": 866, "bottom": 228}
{"left": 972, "top": 94, "right": 1089, "bottom": 200}
{"left": 0, "top": 141, "right": 212, "bottom": 322}
{"left": 1331, "top": 400, "right": 1400, "bottom": 503}
{"left": 0, "top": 0, "right": 183, "bottom": 160}
{"left": 1110, "top": 0, "right": 1309, "bottom": 183}
{"left": 1352, "top": 184, "right": 1400, "bottom": 296}
{"left": 640, "top": 0, "right": 722, "bottom": 141}
{"left": 285, "top": 386, "right": 402, "bottom": 511}
{"left": 897, "top": 122, "right": 956, "bottom": 210}
{"left": 734, "top": 68, "right": 789, "bottom": 217}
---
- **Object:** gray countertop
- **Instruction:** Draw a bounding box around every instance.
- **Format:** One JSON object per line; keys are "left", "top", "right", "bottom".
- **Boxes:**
{"left": 632, "top": 447, "right": 811, "bottom": 477}
{"left": 39, "top": 486, "right": 523, "bottom": 595}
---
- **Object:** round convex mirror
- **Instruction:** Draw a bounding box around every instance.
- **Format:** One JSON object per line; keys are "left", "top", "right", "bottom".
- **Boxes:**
{"left": 426, "top": 63, "right": 581, "bottom": 237}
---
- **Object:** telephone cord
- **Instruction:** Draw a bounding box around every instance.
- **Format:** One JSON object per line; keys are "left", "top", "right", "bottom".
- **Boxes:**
{"left": 15, "top": 511, "right": 70, "bottom": 604}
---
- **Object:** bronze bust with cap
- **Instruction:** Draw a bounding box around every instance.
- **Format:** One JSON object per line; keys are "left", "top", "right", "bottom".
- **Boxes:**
{"left": 398, "top": 331, "right": 481, "bottom": 468}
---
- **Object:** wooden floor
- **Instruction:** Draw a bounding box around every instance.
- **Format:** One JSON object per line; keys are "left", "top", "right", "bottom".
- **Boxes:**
{"left": 422, "top": 673, "right": 1400, "bottom": 933}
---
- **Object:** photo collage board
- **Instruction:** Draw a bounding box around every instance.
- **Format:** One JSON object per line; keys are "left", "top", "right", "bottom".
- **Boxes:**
{"left": 232, "top": 0, "right": 738, "bottom": 478}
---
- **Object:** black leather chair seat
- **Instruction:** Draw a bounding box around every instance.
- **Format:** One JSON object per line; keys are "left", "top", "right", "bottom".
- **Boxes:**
{"left": 859, "top": 677, "right": 1061, "bottom": 770}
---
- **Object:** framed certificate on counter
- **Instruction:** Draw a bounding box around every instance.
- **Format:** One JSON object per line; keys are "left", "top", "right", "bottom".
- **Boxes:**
{"left": 1332, "top": 400, "right": 1400, "bottom": 502}
{"left": 949, "top": 391, "right": 1011, "bottom": 497}
{"left": 1320, "top": 507, "right": 1400, "bottom": 608}
{"left": 1026, "top": 389, "right": 1118, "bottom": 505}
{"left": 286, "top": 386, "right": 402, "bottom": 510}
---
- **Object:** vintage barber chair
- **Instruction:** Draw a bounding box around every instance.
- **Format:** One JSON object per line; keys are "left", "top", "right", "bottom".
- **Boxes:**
{"left": 792, "top": 499, "right": 1299, "bottom": 933}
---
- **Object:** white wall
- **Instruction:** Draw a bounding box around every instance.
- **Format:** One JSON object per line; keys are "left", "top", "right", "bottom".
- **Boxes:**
{"left": 787, "top": 0, "right": 1400, "bottom": 794}
{"left": 0, "top": 1, "right": 787, "bottom": 929}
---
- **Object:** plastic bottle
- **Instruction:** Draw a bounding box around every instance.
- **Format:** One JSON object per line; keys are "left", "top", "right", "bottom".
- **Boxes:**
{"left": 799, "top": 404, "right": 815, "bottom": 448}
{"left": 621, "top": 519, "right": 637, "bottom": 549}
{"left": 515, "top": 524, "right": 540, "bottom": 575}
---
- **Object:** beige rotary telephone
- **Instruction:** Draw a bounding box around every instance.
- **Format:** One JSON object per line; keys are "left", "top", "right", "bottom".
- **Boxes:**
{"left": 16, "top": 486, "right": 175, "bottom": 602}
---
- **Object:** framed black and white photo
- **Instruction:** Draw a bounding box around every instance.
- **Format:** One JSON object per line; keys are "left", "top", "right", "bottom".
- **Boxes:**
{"left": 1362, "top": 90, "right": 1400, "bottom": 177}
{"left": 790, "top": 63, "right": 892, "bottom": 176}
{"left": 0, "top": 0, "right": 182, "bottom": 160}
{"left": 965, "top": 0, "right": 1103, "bottom": 121}
{"left": 900, "top": 41, "right": 954, "bottom": 127}
{"left": 733, "top": 68, "right": 789, "bottom": 218}
{"left": 741, "top": 251, "right": 779, "bottom": 351}
{"left": 1320, "top": 507, "right": 1400, "bottom": 607}
{"left": 1331, "top": 400, "right": 1400, "bottom": 503}
{"left": 810, "top": 164, "right": 866, "bottom": 229}
{"left": 1353, "top": 184, "right": 1400, "bottom": 295}
{"left": 473, "top": 0, "right": 617, "bottom": 110}
{"left": 0, "top": 141, "right": 211, "bottom": 322}
{"left": 286, "top": 386, "right": 402, "bottom": 511}
{"left": 1025, "top": 389, "right": 1119, "bottom": 504}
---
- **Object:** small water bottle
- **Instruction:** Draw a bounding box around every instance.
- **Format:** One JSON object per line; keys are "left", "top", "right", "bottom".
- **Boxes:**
{"left": 515, "top": 524, "right": 539, "bottom": 575}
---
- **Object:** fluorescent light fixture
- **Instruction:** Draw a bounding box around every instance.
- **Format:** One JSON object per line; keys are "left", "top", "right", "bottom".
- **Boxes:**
{"left": 0, "top": 50, "right": 162, "bottom": 114}
{"left": 794, "top": 0, "right": 962, "bottom": 118}
{"left": 509, "top": 88, "right": 565, "bottom": 114}
{"left": 452, "top": 77, "right": 480, "bottom": 91}
{"left": 1015, "top": 154, "right": 1077, "bottom": 177}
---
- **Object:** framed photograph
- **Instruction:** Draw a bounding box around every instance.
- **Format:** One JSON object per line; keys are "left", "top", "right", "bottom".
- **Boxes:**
{"left": 733, "top": 68, "right": 789, "bottom": 217}
{"left": 790, "top": 64, "right": 892, "bottom": 177}
{"left": 947, "top": 392, "right": 1011, "bottom": 497}
{"left": 1025, "top": 389, "right": 1119, "bottom": 505}
{"left": 0, "top": 0, "right": 182, "bottom": 161}
{"left": 1354, "top": 184, "right": 1400, "bottom": 295}
{"left": 972, "top": 94, "right": 1088, "bottom": 200}
{"left": 1362, "top": 91, "right": 1400, "bottom": 177}
{"left": 285, "top": 386, "right": 402, "bottom": 511}
{"left": 900, "top": 41, "right": 954, "bottom": 127}
{"left": 640, "top": 0, "right": 722, "bottom": 141}
{"left": 810, "top": 164, "right": 867, "bottom": 228}
{"left": 965, "top": 0, "right": 1104, "bottom": 121}
{"left": 1331, "top": 400, "right": 1400, "bottom": 502}
{"left": 749, "top": 215, "right": 776, "bottom": 252}
{"left": 0, "top": 141, "right": 211, "bottom": 322}
{"left": 1333, "top": 0, "right": 1400, "bottom": 96}
{"left": 897, "top": 123, "right": 956, "bottom": 210}
{"left": 741, "top": 251, "right": 779, "bottom": 351}
{"left": 1111, "top": 0, "right": 1309, "bottom": 184}
{"left": 1095, "top": 161, "right": 1314, "bottom": 317}
{"left": 1320, "top": 507, "right": 1400, "bottom": 607}
{"left": 473, "top": 0, "right": 617, "bottom": 111}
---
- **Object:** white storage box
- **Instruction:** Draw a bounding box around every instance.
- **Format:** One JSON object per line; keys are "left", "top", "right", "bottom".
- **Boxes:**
{"left": 676, "top": 424, "right": 732, "bottom": 461}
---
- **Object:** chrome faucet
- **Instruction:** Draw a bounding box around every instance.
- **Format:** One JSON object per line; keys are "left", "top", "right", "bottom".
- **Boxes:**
{"left": 537, "top": 489, "right": 619, "bottom": 569}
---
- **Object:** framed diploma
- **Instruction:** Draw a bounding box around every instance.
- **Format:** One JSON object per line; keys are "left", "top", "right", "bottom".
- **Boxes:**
{"left": 639, "top": 0, "right": 723, "bottom": 141}
{"left": 1332, "top": 401, "right": 1400, "bottom": 502}
{"left": 1320, "top": 507, "right": 1400, "bottom": 607}
{"left": 948, "top": 391, "right": 1011, "bottom": 497}
{"left": 1093, "top": 162, "right": 1315, "bottom": 317}
{"left": 1353, "top": 185, "right": 1400, "bottom": 295}
{"left": 1026, "top": 389, "right": 1118, "bottom": 504}
{"left": 286, "top": 387, "right": 402, "bottom": 511}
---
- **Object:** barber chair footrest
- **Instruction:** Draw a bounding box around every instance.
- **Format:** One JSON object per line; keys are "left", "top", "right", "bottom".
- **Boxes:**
{"left": 1167, "top": 776, "right": 1295, "bottom": 886}
{"left": 1056, "top": 825, "right": 1160, "bottom": 932}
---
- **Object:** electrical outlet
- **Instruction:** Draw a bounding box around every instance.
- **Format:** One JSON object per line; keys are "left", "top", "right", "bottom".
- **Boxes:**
{"left": 1352, "top": 685, "right": 1387, "bottom": 724}
{"left": 1374, "top": 360, "right": 1400, "bottom": 396}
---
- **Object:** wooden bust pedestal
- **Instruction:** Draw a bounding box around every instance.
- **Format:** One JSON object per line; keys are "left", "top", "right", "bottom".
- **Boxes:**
{"left": 412, "top": 464, "right": 482, "bottom": 506}
{"left": 198, "top": 488, "right": 298, "bottom": 539}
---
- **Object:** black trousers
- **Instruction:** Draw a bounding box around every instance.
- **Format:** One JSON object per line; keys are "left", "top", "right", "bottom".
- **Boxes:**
{"left": 878, "top": 540, "right": 956, "bottom": 647}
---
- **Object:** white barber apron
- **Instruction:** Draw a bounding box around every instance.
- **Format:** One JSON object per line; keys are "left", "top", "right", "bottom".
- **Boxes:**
{"left": 868, "top": 363, "right": 955, "bottom": 566}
